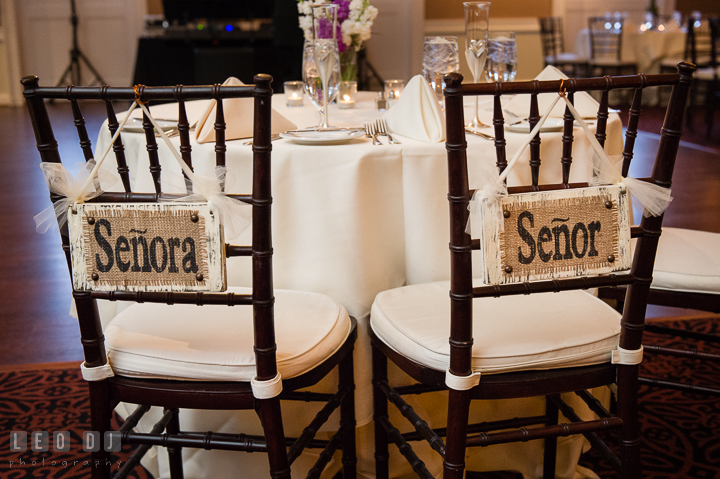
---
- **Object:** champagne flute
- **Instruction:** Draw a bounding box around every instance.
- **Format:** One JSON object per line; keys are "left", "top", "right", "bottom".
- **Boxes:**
{"left": 312, "top": 4, "right": 340, "bottom": 130}
{"left": 464, "top": 2, "right": 491, "bottom": 129}
{"left": 485, "top": 31, "right": 517, "bottom": 82}
{"left": 302, "top": 41, "right": 330, "bottom": 128}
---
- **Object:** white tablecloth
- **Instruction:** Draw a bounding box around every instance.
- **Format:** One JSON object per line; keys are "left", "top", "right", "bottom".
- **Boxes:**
{"left": 95, "top": 91, "right": 623, "bottom": 479}
{"left": 575, "top": 28, "right": 686, "bottom": 73}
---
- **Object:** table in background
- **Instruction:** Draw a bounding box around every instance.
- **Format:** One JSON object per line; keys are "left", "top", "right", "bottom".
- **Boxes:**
{"left": 96, "top": 91, "right": 623, "bottom": 479}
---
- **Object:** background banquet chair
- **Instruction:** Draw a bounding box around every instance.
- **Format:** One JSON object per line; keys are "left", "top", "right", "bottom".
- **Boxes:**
{"left": 660, "top": 15, "right": 713, "bottom": 73}
{"left": 598, "top": 225, "right": 720, "bottom": 397}
{"left": 22, "top": 75, "right": 357, "bottom": 479}
{"left": 697, "top": 17, "right": 720, "bottom": 137}
{"left": 587, "top": 16, "right": 638, "bottom": 77}
{"left": 539, "top": 17, "right": 588, "bottom": 78}
{"left": 369, "top": 63, "right": 695, "bottom": 479}
{"left": 587, "top": 16, "right": 638, "bottom": 106}
{"left": 659, "top": 15, "right": 714, "bottom": 124}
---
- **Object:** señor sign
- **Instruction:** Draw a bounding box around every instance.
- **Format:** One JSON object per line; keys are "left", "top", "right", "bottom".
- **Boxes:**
{"left": 479, "top": 185, "right": 632, "bottom": 285}
{"left": 68, "top": 203, "right": 226, "bottom": 292}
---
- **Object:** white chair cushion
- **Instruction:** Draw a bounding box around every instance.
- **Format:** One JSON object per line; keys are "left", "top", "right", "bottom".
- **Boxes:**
{"left": 105, "top": 287, "right": 352, "bottom": 381}
{"left": 371, "top": 282, "right": 621, "bottom": 375}
{"left": 652, "top": 227, "right": 720, "bottom": 295}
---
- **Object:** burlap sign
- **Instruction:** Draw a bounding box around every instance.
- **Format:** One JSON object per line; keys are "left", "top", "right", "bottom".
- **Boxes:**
{"left": 68, "top": 203, "right": 226, "bottom": 292}
{"left": 479, "top": 185, "right": 632, "bottom": 284}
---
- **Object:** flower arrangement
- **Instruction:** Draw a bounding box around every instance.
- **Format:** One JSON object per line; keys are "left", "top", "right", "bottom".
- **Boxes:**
{"left": 297, "top": 0, "right": 379, "bottom": 81}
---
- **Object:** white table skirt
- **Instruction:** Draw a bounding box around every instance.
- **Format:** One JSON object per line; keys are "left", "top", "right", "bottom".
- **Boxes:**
{"left": 94, "top": 91, "right": 623, "bottom": 479}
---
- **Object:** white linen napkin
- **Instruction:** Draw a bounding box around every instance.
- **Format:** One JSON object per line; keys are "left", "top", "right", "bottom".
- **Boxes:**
{"left": 503, "top": 65, "right": 600, "bottom": 118}
{"left": 195, "top": 77, "right": 297, "bottom": 144}
{"left": 383, "top": 74, "right": 445, "bottom": 143}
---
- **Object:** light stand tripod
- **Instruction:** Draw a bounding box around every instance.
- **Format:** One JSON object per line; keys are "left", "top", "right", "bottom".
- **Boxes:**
{"left": 56, "top": 0, "right": 106, "bottom": 86}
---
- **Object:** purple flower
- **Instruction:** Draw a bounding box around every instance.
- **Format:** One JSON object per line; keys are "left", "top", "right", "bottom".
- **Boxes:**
{"left": 314, "top": 0, "right": 352, "bottom": 53}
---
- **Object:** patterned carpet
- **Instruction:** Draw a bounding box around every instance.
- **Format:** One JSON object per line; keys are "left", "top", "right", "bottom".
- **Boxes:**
{"left": 0, "top": 365, "right": 151, "bottom": 479}
{"left": 0, "top": 317, "right": 718, "bottom": 479}
{"left": 578, "top": 315, "right": 720, "bottom": 478}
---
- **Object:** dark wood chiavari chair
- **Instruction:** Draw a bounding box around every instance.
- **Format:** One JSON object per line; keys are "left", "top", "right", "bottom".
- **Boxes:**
{"left": 659, "top": 15, "right": 714, "bottom": 119}
{"left": 539, "top": 17, "right": 588, "bottom": 78}
{"left": 599, "top": 78, "right": 720, "bottom": 396}
{"left": 661, "top": 15, "right": 714, "bottom": 72}
{"left": 369, "top": 63, "right": 695, "bottom": 479}
{"left": 587, "top": 16, "right": 638, "bottom": 77}
{"left": 599, "top": 226, "right": 720, "bottom": 398}
{"left": 22, "top": 74, "right": 357, "bottom": 479}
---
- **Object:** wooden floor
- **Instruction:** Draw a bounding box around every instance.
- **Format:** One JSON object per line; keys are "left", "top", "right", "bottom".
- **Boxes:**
{"left": 1, "top": 100, "right": 719, "bottom": 366}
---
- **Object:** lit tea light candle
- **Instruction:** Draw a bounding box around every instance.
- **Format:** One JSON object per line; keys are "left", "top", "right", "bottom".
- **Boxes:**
{"left": 284, "top": 81, "right": 304, "bottom": 107}
{"left": 338, "top": 80, "right": 357, "bottom": 109}
{"left": 339, "top": 93, "right": 355, "bottom": 109}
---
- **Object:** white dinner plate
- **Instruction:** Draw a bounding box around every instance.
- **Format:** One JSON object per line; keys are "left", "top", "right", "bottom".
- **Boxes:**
{"left": 121, "top": 117, "right": 177, "bottom": 133}
{"left": 279, "top": 128, "right": 365, "bottom": 145}
{"left": 505, "top": 118, "right": 565, "bottom": 134}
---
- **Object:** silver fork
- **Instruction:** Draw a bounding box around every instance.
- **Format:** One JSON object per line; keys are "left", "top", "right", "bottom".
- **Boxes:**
{"left": 158, "top": 120, "right": 198, "bottom": 138}
{"left": 376, "top": 119, "right": 401, "bottom": 144}
{"left": 365, "top": 123, "right": 381, "bottom": 145}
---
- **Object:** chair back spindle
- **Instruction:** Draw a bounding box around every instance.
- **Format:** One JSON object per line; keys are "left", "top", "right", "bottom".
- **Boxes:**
{"left": 492, "top": 95, "right": 507, "bottom": 172}
{"left": 214, "top": 87, "right": 227, "bottom": 171}
{"left": 622, "top": 87, "right": 644, "bottom": 177}
{"left": 175, "top": 93, "right": 194, "bottom": 194}
{"left": 560, "top": 91, "right": 575, "bottom": 186}
{"left": 528, "top": 92, "right": 541, "bottom": 188}
{"left": 103, "top": 98, "right": 131, "bottom": 192}
{"left": 139, "top": 99, "right": 163, "bottom": 195}
{"left": 595, "top": 89, "right": 610, "bottom": 148}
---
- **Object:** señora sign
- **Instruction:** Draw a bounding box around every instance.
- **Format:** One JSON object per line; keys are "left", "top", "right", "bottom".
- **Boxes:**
{"left": 68, "top": 203, "right": 226, "bottom": 292}
{"left": 479, "top": 185, "right": 632, "bottom": 285}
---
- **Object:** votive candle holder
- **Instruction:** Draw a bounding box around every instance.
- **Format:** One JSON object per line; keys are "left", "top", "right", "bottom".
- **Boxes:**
{"left": 338, "top": 81, "right": 357, "bottom": 109}
{"left": 284, "top": 81, "right": 304, "bottom": 107}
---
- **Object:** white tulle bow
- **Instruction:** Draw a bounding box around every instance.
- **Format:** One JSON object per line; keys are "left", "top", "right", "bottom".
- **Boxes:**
{"left": 34, "top": 160, "right": 117, "bottom": 233}
{"left": 34, "top": 101, "right": 140, "bottom": 234}
{"left": 139, "top": 103, "right": 251, "bottom": 240}
{"left": 160, "top": 166, "right": 251, "bottom": 240}
{"left": 562, "top": 96, "right": 672, "bottom": 217}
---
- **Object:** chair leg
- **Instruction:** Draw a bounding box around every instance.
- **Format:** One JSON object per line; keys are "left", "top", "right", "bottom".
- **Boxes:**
{"left": 442, "top": 389, "right": 472, "bottom": 479}
{"left": 89, "top": 380, "right": 112, "bottom": 479}
{"left": 339, "top": 351, "right": 357, "bottom": 479}
{"left": 543, "top": 395, "right": 559, "bottom": 479}
{"left": 687, "top": 81, "right": 698, "bottom": 130}
{"left": 371, "top": 344, "right": 390, "bottom": 479}
{"left": 617, "top": 364, "right": 641, "bottom": 478}
{"left": 165, "top": 408, "right": 184, "bottom": 479}
{"left": 705, "top": 81, "right": 717, "bottom": 138}
{"left": 257, "top": 397, "right": 292, "bottom": 479}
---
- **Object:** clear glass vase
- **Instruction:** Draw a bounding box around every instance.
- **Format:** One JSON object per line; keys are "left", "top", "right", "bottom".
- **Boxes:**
{"left": 340, "top": 48, "right": 358, "bottom": 82}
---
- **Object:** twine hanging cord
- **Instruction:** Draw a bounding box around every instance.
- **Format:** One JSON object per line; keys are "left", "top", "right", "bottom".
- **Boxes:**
{"left": 35, "top": 87, "right": 251, "bottom": 239}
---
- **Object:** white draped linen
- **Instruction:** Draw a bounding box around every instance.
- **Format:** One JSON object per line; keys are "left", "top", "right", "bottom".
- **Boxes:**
{"left": 94, "top": 91, "right": 623, "bottom": 479}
